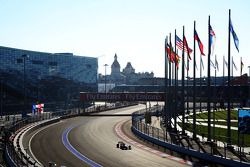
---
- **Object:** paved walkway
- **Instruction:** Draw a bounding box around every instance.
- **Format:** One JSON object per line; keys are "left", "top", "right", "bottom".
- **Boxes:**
{"left": 176, "top": 114, "right": 250, "bottom": 154}
{"left": 143, "top": 110, "right": 250, "bottom": 155}
{"left": 193, "top": 122, "right": 238, "bottom": 130}
{"left": 187, "top": 119, "right": 238, "bottom": 122}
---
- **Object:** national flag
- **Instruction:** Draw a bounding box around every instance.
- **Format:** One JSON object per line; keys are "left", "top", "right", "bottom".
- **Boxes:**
{"left": 215, "top": 57, "right": 219, "bottom": 71}
{"left": 166, "top": 43, "right": 174, "bottom": 62}
{"left": 185, "top": 62, "right": 189, "bottom": 71}
{"left": 224, "top": 56, "right": 228, "bottom": 69}
{"left": 32, "top": 104, "right": 37, "bottom": 115}
{"left": 230, "top": 17, "right": 239, "bottom": 52}
{"left": 195, "top": 59, "right": 198, "bottom": 70}
{"left": 166, "top": 43, "right": 179, "bottom": 64}
{"left": 183, "top": 36, "right": 192, "bottom": 60}
{"left": 209, "top": 25, "right": 216, "bottom": 55}
{"left": 176, "top": 35, "right": 183, "bottom": 50}
{"left": 210, "top": 60, "right": 216, "bottom": 69}
{"left": 36, "top": 103, "right": 44, "bottom": 113}
{"left": 232, "top": 59, "right": 238, "bottom": 71}
{"left": 176, "top": 35, "right": 193, "bottom": 54}
{"left": 175, "top": 54, "right": 181, "bottom": 69}
{"left": 200, "top": 57, "right": 204, "bottom": 70}
{"left": 194, "top": 30, "right": 205, "bottom": 56}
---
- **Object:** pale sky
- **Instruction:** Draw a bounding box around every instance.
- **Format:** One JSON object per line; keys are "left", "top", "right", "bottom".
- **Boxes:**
{"left": 0, "top": 0, "right": 249, "bottom": 77}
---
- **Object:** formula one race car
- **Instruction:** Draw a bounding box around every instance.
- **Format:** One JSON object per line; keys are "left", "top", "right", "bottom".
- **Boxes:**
{"left": 116, "top": 141, "right": 131, "bottom": 150}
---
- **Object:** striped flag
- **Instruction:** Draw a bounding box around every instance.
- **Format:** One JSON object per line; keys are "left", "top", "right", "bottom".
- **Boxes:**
{"left": 209, "top": 25, "right": 216, "bottom": 56}
{"left": 194, "top": 30, "right": 205, "bottom": 56}
{"left": 176, "top": 35, "right": 193, "bottom": 54}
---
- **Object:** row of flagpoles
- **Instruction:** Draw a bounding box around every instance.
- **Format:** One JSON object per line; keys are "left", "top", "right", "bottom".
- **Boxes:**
{"left": 165, "top": 13, "right": 243, "bottom": 78}
{"left": 164, "top": 9, "right": 241, "bottom": 144}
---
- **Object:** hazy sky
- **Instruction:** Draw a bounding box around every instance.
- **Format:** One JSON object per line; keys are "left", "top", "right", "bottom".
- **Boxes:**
{"left": 0, "top": 0, "right": 249, "bottom": 77}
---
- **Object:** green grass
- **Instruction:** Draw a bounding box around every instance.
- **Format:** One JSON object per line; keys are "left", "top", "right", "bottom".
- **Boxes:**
{"left": 188, "top": 109, "right": 238, "bottom": 120}
{"left": 180, "top": 123, "right": 250, "bottom": 146}
{"left": 183, "top": 109, "right": 250, "bottom": 146}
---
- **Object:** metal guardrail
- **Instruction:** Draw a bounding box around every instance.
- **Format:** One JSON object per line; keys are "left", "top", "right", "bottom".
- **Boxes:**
{"left": 1, "top": 102, "right": 138, "bottom": 167}
{"left": 131, "top": 110, "right": 250, "bottom": 167}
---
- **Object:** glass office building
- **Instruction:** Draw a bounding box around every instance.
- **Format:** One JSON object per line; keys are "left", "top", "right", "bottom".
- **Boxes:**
{"left": 0, "top": 46, "right": 98, "bottom": 114}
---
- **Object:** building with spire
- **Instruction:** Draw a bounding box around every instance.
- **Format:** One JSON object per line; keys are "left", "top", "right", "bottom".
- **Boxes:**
{"left": 98, "top": 53, "right": 154, "bottom": 91}
{"left": 110, "top": 54, "right": 125, "bottom": 84}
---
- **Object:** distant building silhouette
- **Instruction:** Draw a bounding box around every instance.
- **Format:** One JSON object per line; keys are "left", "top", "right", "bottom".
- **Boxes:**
{"left": 98, "top": 54, "right": 154, "bottom": 90}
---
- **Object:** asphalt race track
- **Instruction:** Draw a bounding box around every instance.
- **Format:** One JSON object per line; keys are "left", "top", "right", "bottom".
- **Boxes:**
{"left": 27, "top": 105, "right": 188, "bottom": 167}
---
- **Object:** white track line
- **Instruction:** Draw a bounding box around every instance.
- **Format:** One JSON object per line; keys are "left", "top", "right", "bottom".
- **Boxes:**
{"left": 29, "top": 122, "right": 61, "bottom": 166}
{"left": 114, "top": 121, "right": 192, "bottom": 166}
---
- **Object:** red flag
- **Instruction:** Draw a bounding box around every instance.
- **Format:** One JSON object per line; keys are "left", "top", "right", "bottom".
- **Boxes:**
{"left": 166, "top": 43, "right": 180, "bottom": 66}
{"left": 194, "top": 30, "right": 205, "bottom": 56}
{"left": 176, "top": 35, "right": 193, "bottom": 54}
{"left": 183, "top": 36, "right": 192, "bottom": 60}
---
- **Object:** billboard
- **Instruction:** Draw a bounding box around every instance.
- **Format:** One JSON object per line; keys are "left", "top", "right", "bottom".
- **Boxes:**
{"left": 238, "top": 108, "right": 250, "bottom": 134}
{"left": 80, "top": 92, "right": 165, "bottom": 102}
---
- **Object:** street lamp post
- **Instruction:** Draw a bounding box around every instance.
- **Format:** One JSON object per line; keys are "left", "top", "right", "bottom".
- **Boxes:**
{"left": 0, "top": 77, "right": 3, "bottom": 118}
{"left": 22, "top": 54, "right": 29, "bottom": 118}
{"left": 104, "top": 64, "right": 108, "bottom": 108}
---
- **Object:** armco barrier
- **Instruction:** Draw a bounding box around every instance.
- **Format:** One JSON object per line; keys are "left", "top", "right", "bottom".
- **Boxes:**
{"left": 4, "top": 102, "right": 138, "bottom": 166}
{"left": 131, "top": 114, "right": 250, "bottom": 167}
{"left": 5, "top": 117, "right": 60, "bottom": 167}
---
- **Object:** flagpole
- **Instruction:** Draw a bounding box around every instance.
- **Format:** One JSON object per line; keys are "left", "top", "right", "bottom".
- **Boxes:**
{"left": 227, "top": 9, "right": 232, "bottom": 145}
{"left": 172, "top": 58, "right": 175, "bottom": 85}
{"left": 182, "top": 26, "right": 185, "bottom": 135}
{"left": 174, "top": 29, "right": 177, "bottom": 131}
{"left": 240, "top": 57, "right": 242, "bottom": 76}
{"left": 200, "top": 55, "right": 202, "bottom": 113}
{"left": 207, "top": 15, "right": 211, "bottom": 142}
{"left": 165, "top": 35, "right": 168, "bottom": 135}
{"left": 232, "top": 56, "right": 234, "bottom": 78}
{"left": 193, "top": 21, "right": 197, "bottom": 139}
{"left": 169, "top": 32, "right": 172, "bottom": 129}
{"left": 186, "top": 40, "right": 189, "bottom": 122}
{"left": 223, "top": 55, "right": 225, "bottom": 84}
{"left": 213, "top": 54, "right": 217, "bottom": 141}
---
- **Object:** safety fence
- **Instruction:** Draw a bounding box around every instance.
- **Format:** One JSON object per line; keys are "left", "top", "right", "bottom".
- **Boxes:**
{"left": 1, "top": 102, "right": 137, "bottom": 167}
{"left": 131, "top": 110, "right": 250, "bottom": 167}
